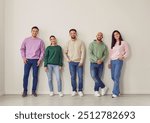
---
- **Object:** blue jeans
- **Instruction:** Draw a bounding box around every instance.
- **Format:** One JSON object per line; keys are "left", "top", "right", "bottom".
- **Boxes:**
{"left": 23, "top": 59, "right": 39, "bottom": 92}
{"left": 69, "top": 62, "right": 83, "bottom": 92}
{"left": 90, "top": 63, "right": 105, "bottom": 91}
{"left": 111, "top": 59, "right": 123, "bottom": 96}
{"left": 47, "top": 65, "right": 62, "bottom": 92}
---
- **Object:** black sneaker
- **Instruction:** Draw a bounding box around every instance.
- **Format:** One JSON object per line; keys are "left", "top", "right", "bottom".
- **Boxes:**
{"left": 32, "top": 92, "right": 37, "bottom": 97}
{"left": 22, "top": 92, "right": 27, "bottom": 97}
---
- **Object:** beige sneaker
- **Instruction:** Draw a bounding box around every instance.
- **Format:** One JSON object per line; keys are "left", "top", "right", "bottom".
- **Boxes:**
{"left": 101, "top": 87, "right": 108, "bottom": 96}
{"left": 58, "top": 92, "right": 63, "bottom": 97}
{"left": 94, "top": 91, "right": 101, "bottom": 97}
{"left": 112, "top": 94, "right": 118, "bottom": 98}
{"left": 72, "top": 91, "right": 77, "bottom": 96}
{"left": 78, "top": 91, "right": 84, "bottom": 97}
{"left": 49, "top": 92, "right": 54, "bottom": 96}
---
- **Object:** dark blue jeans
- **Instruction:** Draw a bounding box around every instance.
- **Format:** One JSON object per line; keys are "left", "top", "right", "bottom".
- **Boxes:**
{"left": 23, "top": 59, "right": 39, "bottom": 92}
{"left": 90, "top": 63, "right": 105, "bottom": 91}
{"left": 69, "top": 62, "right": 83, "bottom": 92}
{"left": 111, "top": 59, "right": 123, "bottom": 96}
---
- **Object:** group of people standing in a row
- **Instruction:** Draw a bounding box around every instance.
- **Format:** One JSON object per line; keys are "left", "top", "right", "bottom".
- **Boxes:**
{"left": 20, "top": 26, "right": 129, "bottom": 98}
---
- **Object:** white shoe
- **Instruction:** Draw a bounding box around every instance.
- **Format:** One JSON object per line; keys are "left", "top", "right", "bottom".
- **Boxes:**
{"left": 101, "top": 87, "right": 108, "bottom": 96}
{"left": 112, "top": 94, "right": 118, "bottom": 98}
{"left": 49, "top": 92, "right": 54, "bottom": 96}
{"left": 58, "top": 92, "right": 63, "bottom": 97}
{"left": 72, "top": 91, "right": 77, "bottom": 96}
{"left": 94, "top": 91, "right": 101, "bottom": 97}
{"left": 78, "top": 91, "right": 84, "bottom": 97}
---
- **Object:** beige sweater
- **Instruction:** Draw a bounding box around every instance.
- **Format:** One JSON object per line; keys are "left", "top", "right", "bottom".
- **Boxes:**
{"left": 65, "top": 39, "right": 86, "bottom": 64}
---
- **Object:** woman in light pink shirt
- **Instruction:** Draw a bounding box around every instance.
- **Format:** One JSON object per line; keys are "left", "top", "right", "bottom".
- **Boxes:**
{"left": 108, "top": 30, "right": 129, "bottom": 98}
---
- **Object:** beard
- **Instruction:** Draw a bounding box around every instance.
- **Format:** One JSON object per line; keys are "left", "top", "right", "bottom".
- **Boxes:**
{"left": 71, "top": 36, "right": 76, "bottom": 39}
{"left": 97, "top": 38, "right": 102, "bottom": 42}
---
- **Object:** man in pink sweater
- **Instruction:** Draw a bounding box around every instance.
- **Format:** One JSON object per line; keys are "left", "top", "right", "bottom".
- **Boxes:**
{"left": 20, "top": 26, "right": 45, "bottom": 97}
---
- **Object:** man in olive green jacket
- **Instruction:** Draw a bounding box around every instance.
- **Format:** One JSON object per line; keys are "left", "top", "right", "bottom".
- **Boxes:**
{"left": 89, "top": 32, "right": 108, "bottom": 97}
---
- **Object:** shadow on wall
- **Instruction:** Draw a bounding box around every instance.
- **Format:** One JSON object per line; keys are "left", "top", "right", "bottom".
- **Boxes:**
{"left": 120, "top": 42, "right": 132, "bottom": 94}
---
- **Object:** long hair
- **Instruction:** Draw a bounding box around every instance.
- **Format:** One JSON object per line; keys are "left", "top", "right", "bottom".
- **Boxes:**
{"left": 111, "top": 30, "right": 123, "bottom": 49}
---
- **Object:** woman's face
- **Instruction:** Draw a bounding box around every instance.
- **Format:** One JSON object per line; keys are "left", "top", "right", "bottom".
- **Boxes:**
{"left": 50, "top": 37, "right": 57, "bottom": 45}
{"left": 114, "top": 32, "right": 120, "bottom": 41}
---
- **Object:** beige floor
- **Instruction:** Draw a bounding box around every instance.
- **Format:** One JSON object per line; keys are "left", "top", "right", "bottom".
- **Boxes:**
{"left": 0, "top": 94, "right": 150, "bottom": 106}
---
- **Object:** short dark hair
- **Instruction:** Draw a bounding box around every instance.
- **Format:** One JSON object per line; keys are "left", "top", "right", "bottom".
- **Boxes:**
{"left": 49, "top": 35, "right": 56, "bottom": 39}
{"left": 69, "top": 29, "right": 77, "bottom": 33}
{"left": 31, "top": 26, "right": 39, "bottom": 31}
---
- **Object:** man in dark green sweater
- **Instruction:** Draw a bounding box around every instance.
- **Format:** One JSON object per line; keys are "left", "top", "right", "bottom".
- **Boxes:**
{"left": 89, "top": 32, "right": 108, "bottom": 97}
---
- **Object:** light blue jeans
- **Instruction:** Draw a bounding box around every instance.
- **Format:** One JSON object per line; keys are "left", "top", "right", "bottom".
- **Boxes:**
{"left": 111, "top": 59, "right": 123, "bottom": 96}
{"left": 47, "top": 64, "right": 62, "bottom": 92}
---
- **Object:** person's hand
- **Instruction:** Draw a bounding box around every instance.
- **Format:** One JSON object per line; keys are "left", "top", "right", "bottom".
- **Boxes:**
{"left": 23, "top": 58, "right": 28, "bottom": 64}
{"left": 108, "top": 64, "right": 111, "bottom": 69}
{"left": 67, "top": 59, "right": 72, "bottom": 63}
{"left": 44, "top": 67, "right": 48, "bottom": 72}
{"left": 118, "top": 56, "right": 124, "bottom": 61}
{"left": 78, "top": 63, "right": 83, "bottom": 67}
{"left": 59, "top": 66, "right": 63, "bottom": 71}
{"left": 37, "top": 60, "right": 41, "bottom": 66}
{"left": 97, "top": 59, "right": 103, "bottom": 64}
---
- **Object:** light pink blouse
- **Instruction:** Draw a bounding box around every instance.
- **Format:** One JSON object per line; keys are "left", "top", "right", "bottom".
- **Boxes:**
{"left": 110, "top": 41, "right": 129, "bottom": 61}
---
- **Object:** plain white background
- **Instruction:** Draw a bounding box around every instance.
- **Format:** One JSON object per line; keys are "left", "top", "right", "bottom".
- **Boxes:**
{"left": 0, "top": 0, "right": 150, "bottom": 95}
{"left": 0, "top": 0, "right": 4, "bottom": 95}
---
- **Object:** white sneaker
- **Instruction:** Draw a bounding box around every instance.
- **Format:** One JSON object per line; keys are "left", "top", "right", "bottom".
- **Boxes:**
{"left": 78, "top": 91, "right": 84, "bottom": 97}
{"left": 72, "top": 91, "right": 77, "bottom": 96}
{"left": 58, "top": 92, "right": 63, "bottom": 97}
{"left": 112, "top": 94, "right": 118, "bottom": 98}
{"left": 94, "top": 91, "right": 101, "bottom": 97}
{"left": 49, "top": 92, "right": 54, "bottom": 96}
{"left": 101, "top": 87, "right": 108, "bottom": 96}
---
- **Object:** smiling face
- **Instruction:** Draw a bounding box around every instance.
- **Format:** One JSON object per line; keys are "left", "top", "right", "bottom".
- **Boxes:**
{"left": 96, "top": 32, "right": 103, "bottom": 41}
{"left": 69, "top": 30, "right": 77, "bottom": 40}
{"left": 50, "top": 36, "right": 57, "bottom": 45}
{"left": 114, "top": 31, "right": 121, "bottom": 41}
{"left": 31, "top": 28, "right": 39, "bottom": 38}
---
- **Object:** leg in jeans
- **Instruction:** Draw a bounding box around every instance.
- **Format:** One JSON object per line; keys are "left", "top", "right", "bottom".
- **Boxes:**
{"left": 53, "top": 65, "right": 62, "bottom": 92}
{"left": 90, "top": 63, "right": 100, "bottom": 91}
{"left": 47, "top": 65, "right": 53, "bottom": 92}
{"left": 32, "top": 59, "right": 39, "bottom": 93}
{"left": 69, "top": 62, "right": 77, "bottom": 92}
{"left": 98, "top": 63, "right": 105, "bottom": 89}
{"left": 23, "top": 59, "right": 32, "bottom": 92}
{"left": 111, "top": 60, "right": 115, "bottom": 82}
{"left": 111, "top": 60, "right": 123, "bottom": 96}
{"left": 77, "top": 64, "right": 83, "bottom": 92}
{"left": 90, "top": 63, "right": 105, "bottom": 91}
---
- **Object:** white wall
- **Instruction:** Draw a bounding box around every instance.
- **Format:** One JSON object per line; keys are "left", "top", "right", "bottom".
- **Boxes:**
{"left": 4, "top": 0, "right": 150, "bottom": 94}
{"left": 0, "top": 0, "right": 4, "bottom": 95}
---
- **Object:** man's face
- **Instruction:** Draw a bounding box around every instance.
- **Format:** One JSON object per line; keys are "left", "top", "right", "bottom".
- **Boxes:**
{"left": 96, "top": 32, "right": 103, "bottom": 41}
{"left": 69, "top": 31, "right": 77, "bottom": 40}
{"left": 31, "top": 28, "right": 39, "bottom": 37}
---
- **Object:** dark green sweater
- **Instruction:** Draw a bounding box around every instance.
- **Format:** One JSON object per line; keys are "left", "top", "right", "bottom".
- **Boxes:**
{"left": 44, "top": 45, "right": 63, "bottom": 67}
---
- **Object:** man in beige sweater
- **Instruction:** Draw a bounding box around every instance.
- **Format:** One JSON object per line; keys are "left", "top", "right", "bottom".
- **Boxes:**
{"left": 65, "top": 29, "right": 86, "bottom": 97}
